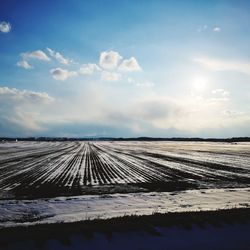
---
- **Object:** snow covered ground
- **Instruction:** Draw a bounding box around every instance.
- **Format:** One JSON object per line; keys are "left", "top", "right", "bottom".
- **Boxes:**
{"left": 0, "top": 141, "right": 249, "bottom": 231}
{"left": 0, "top": 187, "right": 249, "bottom": 228}
{"left": 0, "top": 141, "right": 250, "bottom": 198}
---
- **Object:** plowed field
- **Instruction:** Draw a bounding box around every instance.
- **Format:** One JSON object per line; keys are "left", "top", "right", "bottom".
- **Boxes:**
{"left": 0, "top": 141, "right": 249, "bottom": 199}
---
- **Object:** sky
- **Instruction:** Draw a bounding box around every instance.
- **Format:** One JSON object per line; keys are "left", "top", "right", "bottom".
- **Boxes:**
{"left": 0, "top": 0, "right": 250, "bottom": 138}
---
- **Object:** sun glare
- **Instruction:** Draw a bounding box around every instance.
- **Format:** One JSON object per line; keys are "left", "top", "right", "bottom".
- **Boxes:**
{"left": 192, "top": 76, "right": 208, "bottom": 92}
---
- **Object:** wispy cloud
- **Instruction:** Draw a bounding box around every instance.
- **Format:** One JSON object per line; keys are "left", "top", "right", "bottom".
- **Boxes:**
{"left": 0, "top": 87, "right": 53, "bottom": 103}
{"left": 47, "top": 48, "right": 71, "bottom": 65}
{"left": 101, "top": 71, "right": 121, "bottom": 81}
{"left": 212, "top": 89, "right": 230, "bottom": 97}
{"left": 197, "top": 24, "right": 207, "bottom": 32}
{"left": 79, "top": 63, "right": 100, "bottom": 75}
{"left": 197, "top": 25, "right": 221, "bottom": 33}
{"left": 135, "top": 81, "right": 154, "bottom": 87}
{"left": 17, "top": 50, "right": 50, "bottom": 69}
{"left": 0, "top": 21, "right": 11, "bottom": 33}
{"left": 194, "top": 57, "right": 250, "bottom": 75}
{"left": 127, "top": 78, "right": 154, "bottom": 87}
{"left": 50, "top": 68, "right": 77, "bottom": 81}
{"left": 213, "top": 27, "right": 221, "bottom": 32}
{"left": 17, "top": 60, "right": 33, "bottom": 69}
{"left": 209, "top": 88, "right": 230, "bottom": 102}
{"left": 21, "top": 50, "right": 50, "bottom": 61}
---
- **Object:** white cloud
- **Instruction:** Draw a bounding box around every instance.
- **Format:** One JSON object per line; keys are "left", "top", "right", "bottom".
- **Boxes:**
{"left": 17, "top": 49, "right": 142, "bottom": 81}
{"left": 0, "top": 21, "right": 11, "bottom": 33}
{"left": 135, "top": 81, "right": 154, "bottom": 87}
{"left": 0, "top": 84, "right": 248, "bottom": 137}
{"left": 99, "top": 50, "right": 142, "bottom": 73}
{"left": 0, "top": 87, "right": 54, "bottom": 103}
{"left": 0, "top": 87, "right": 54, "bottom": 134}
{"left": 127, "top": 93, "right": 249, "bottom": 134}
{"left": 127, "top": 78, "right": 154, "bottom": 87}
{"left": 50, "top": 68, "right": 78, "bottom": 81}
{"left": 223, "top": 110, "right": 245, "bottom": 117}
{"left": 101, "top": 71, "right": 121, "bottom": 81}
{"left": 17, "top": 50, "right": 50, "bottom": 69}
{"left": 22, "top": 50, "right": 50, "bottom": 61}
{"left": 212, "top": 89, "right": 230, "bottom": 97}
{"left": 119, "top": 57, "right": 142, "bottom": 72}
{"left": 79, "top": 63, "right": 100, "bottom": 75}
{"left": 99, "top": 50, "right": 122, "bottom": 70}
{"left": 213, "top": 27, "right": 221, "bottom": 32}
{"left": 47, "top": 48, "right": 71, "bottom": 65}
{"left": 194, "top": 57, "right": 250, "bottom": 75}
{"left": 17, "top": 60, "right": 33, "bottom": 69}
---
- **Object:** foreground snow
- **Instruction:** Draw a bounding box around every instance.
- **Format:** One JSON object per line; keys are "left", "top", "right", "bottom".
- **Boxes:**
{"left": 0, "top": 187, "right": 249, "bottom": 228}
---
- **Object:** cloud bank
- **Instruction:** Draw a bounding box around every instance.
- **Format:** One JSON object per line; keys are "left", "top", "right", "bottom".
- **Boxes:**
{"left": 0, "top": 83, "right": 249, "bottom": 138}
{"left": 0, "top": 87, "right": 54, "bottom": 136}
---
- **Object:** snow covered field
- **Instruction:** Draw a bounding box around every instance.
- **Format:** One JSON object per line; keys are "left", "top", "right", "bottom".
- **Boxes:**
{"left": 0, "top": 141, "right": 249, "bottom": 199}
{"left": 0, "top": 141, "right": 249, "bottom": 228}
{"left": 0, "top": 187, "right": 249, "bottom": 228}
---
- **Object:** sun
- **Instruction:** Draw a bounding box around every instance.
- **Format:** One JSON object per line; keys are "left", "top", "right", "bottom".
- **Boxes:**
{"left": 192, "top": 76, "right": 208, "bottom": 92}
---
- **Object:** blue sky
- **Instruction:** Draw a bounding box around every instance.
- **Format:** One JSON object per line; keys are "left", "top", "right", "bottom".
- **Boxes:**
{"left": 0, "top": 0, "right": 250, "bottom": 137}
